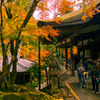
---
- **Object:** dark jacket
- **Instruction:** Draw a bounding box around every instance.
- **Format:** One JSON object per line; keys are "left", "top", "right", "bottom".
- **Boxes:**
{"left": 83, "top": 62, "right": 88, "bottom": 71}
{"left": 90, "top": 70, "right": 99, "bottom": 82}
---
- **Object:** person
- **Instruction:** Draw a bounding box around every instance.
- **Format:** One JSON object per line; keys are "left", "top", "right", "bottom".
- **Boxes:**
{"left": 93, "top": 59, "right": 97, "bottom": 68}
{"left": 83, "top": 59, "right": 88, "bottom": 80}
{"left": 75, "top": 54, "right": 80, "bottom": 69}
{"left": 90, "top": 59, "right": 96, "bottom": 70}
{"left": 89, "top": 59, "right": 93, "bottom": 69}
{"left": 90, "top": 66, "right": 99, "bottom": 95}
{"left": 83, "top": 60, "right": 88, "bottom": 71}
{"left": 77, "top": 63, "right": 86, "bottom": 88}
{"left": 68, "top": 59, "right": 71, "bottom": 69}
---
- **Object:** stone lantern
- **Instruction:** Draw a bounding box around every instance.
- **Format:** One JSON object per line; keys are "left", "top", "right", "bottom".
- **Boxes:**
{"left": 48, "top": 56, "right": 60, "bottom": 92}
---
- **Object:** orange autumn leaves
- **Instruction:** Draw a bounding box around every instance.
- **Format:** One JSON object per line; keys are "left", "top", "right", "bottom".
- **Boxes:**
{"left": 24, "top": 25, "right": 59, "bottom": 40}
{"left": 81, "top": 0, "right": 100, "bottom": 21}
{"left": 37, "top": 25, "right": 59, "bottom": 39}
{"left": 36, "top": 0, "right": 75, "bottom": 22}
{"left": 19, "top": 45, "right": 51, "bottom": 65}
{"left": 58, "top": 0, "right": 75, "bottom": 15}
{"left": 1, "top": 1, "right": 59, "bottom": 64}
{"left": 2, "top": 2, "right": 28, "bottom": 40}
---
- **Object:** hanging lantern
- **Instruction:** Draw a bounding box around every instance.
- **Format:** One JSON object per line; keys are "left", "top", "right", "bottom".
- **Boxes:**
{"left": 68, "top": 48, "right": 71, "bottom": 59}
{"left": 72, "top": 46, "right": 78, "bottom": 54}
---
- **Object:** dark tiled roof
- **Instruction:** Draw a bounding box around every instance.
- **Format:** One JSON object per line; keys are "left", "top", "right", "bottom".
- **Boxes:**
{"left": 0, "top": 58, "right": 35, "bottom": 72}
{"left": 38, "top": 0, "right": 100, "bottom": 27}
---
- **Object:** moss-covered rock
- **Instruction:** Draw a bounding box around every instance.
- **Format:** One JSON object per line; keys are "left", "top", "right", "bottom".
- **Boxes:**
{"left": 2, "top": 94, "right": 23, "bottom": 100}
{"left": 0, "top": 92, "right": 57, "bottom": 100}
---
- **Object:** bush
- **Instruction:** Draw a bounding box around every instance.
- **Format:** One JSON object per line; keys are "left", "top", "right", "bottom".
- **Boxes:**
{"left": 26, "top": 81, "right": 38, "bottom": 88}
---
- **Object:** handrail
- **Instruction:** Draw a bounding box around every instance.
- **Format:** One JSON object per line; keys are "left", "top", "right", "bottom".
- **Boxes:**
{"left": 65, "top": 83, "right": 80, "bottom": 100}
{"left": 57, "top": 69, "right": 71, "bottom": 77}
{"left": 57, "top": 69, "right": 71, "bottom": 89}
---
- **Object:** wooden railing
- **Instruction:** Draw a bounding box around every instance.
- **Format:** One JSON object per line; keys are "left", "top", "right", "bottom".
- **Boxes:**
{"left": 65, "top": 83, "right": 80, "bottom": 100}
{"left": 57, "top": 69, "right": 71, "bottom": 88}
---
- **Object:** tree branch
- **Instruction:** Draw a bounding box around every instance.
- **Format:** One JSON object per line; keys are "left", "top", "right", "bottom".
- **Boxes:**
{"left": 6, "top": 41, "right": 11, "bottom": 52}
{"left": 8, "top": 56, "right": 13, "bottom": 68}
{"left": 15, "top": 0, "right": 40, "bottom": 51}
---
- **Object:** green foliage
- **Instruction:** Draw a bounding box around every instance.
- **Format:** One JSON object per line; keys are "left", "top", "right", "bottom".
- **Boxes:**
{"left": 28, "top": 63, "right": 46, "bottom": 78}
{"left": 27, "top": 63, "right": 46, "bottom": 88}
{"left": 28, "top": 63, "right": 39, "bottom": 79}
{"left": 42, "top": 38, "right": 64, "bottom": 71}
{"left": 26, "top": 81, "right": 39, "bottom": 88}
{"left": 0, "top": 95, "right": 4, "bottom": 99}
{"left": 14, "top": 0, "right": 33, "bottom": 12}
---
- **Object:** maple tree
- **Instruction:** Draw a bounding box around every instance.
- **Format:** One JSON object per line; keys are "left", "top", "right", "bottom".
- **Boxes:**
{"left": 0, "top": 0, "right": 60, "bottom": 90}
{"left": 0, "top": 0, "right": 68, "bottom": 90}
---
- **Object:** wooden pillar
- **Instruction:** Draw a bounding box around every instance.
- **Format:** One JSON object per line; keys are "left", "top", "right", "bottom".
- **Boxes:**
{"left": 70, "top": 39, "right": 75, "bottom": 76}
{"left": 45, "top": 68, "right": 48, "bottom": 86}
{"left": 59, "top": 46, "right": 60, "bottom": 57}
{"left": 65, "top": 46, "right": 68, "bottom": 69}
{"left": 81, "top": 39, "right": 84, "bottom": 63}
{"left": 56, "top": 46, "right": 59, "bottom": 57}
{"left": 49, "top": 64, "right": 51, "bottom": 85}
{"left": 61, "top": 48, "right": 63, "bottom": 58}
{"left": 38, "top": 36, "right": 41, "bottom": 90}
{"left": 89, "top": 38, "right": 93, "bottom": 59}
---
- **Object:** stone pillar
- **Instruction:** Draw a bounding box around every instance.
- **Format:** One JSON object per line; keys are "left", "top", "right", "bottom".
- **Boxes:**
{"left": 51, "top": 65, "right": 59, "bottom": 90}
{"left": 51, "top": 73, "right": 58, "bottom": 90}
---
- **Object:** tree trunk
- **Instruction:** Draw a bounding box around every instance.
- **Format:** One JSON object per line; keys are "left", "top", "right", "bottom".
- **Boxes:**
{"left": 6, "top": 64, "right": 11, "bottom": 90}
{"left": 10, "top": 0, "right": 39, "bottom": 85}
{"left": 0, "top": 0, "right": 7, "bottom": 90}
{"left": 11, "top": 58, "right": 17, "bottom": 84}
{"left": 0, "top": 0, "right": 40, "bottom": 89}
{"left": 10, "top": 40, "right": 18, "bottom": 84}
{"left": 1, "top": 59, "right": 7, "bottom": 90}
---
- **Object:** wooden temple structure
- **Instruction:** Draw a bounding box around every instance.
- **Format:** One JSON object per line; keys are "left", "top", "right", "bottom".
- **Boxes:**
{"left": 38, "top": 0, "right": 100, "bottom": 75}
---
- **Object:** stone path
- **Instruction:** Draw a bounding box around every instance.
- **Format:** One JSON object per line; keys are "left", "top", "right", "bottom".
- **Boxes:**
{"left": 35, "top": 69, "right": 100, "bottom": 100}
{"left": 60, "top": 71, "right": 100, "bottom": 100}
